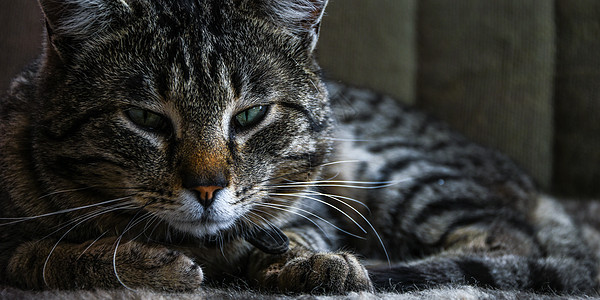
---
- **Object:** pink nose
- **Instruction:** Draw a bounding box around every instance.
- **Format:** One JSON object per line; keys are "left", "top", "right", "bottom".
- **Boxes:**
{"left": 192, "top": 186, "right": 222, "bottom": 208}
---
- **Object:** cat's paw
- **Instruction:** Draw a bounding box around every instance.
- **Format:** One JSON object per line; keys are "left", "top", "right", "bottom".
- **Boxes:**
{"left": 116, "top": 243, "right": 203, "bottom": 291}
{"left": 276, "top": 252, "right": 373, "bottom": 294}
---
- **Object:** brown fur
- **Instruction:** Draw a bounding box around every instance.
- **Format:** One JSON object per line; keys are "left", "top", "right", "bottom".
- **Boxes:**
{"left": 1, "top": 0, "right": 597, "bottom": 296}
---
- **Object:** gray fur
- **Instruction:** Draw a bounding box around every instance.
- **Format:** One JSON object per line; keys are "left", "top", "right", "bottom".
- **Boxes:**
{"left": 0, "top": 0, "right": 597, "bottom": 296}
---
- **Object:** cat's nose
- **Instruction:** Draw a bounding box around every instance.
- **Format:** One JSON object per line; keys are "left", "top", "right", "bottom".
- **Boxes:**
{"left": 191, "top": 186, "right": 222, "bottom": 208}
{"left": 182, "top": 169, "right": 228, "bottom": 208}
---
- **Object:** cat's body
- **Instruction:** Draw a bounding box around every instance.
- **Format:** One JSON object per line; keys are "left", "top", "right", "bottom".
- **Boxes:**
{"left": 0, "top": 0, "right": 596, "bottom": 295}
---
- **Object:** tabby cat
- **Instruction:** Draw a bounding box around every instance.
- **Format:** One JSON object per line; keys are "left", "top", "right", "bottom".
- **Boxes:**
{"left": 0, "top": 0, "right": 596, "bottom": 295}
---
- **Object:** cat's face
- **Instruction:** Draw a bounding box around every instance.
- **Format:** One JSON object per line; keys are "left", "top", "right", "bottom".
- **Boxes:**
{"left": 33, "top": 0, "right": 331, "bottom": 240}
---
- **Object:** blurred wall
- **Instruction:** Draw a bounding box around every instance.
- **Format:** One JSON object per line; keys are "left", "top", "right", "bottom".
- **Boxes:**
{"left": 318, "top": 0, "right": 417, "bottom": 105}
{"left": 0, "top": 1, "right": 43, "bottom": 93}
{"left": 319, "top": 1, "right": 600, "bottom": 197}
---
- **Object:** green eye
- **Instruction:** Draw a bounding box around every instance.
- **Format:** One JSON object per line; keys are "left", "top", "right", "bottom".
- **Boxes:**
{"left": 126, "top": 108, "right": 169, "bottom": 132}
{"left": 234, "top": 105, "right": 269, "bottom": 128}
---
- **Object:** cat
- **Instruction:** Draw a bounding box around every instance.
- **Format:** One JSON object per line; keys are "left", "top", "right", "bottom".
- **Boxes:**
{"left": 0, "top": 0, "right": 596, "bottom": 295}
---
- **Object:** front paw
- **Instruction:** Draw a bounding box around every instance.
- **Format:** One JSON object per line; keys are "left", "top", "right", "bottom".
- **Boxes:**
{"left": 275, "top": 252, "right": 373, "bottom": 294}
{"left": 7, "top": 239, "right": 203, "bottom": 291}
{"left": 116, "top": 242, "right": 204, "bottom": 291}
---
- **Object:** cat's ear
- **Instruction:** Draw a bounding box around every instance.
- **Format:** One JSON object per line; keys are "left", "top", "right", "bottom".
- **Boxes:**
{"left": 37, "top": 0, "right": 130, "bottom": 60}
{"left": 259, "top": 0, "right": 328, "bottom": 53}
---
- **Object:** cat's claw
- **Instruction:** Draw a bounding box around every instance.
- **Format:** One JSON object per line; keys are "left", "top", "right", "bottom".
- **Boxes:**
{"left": 275, "top": 252, "right": 373, "bottom": 294}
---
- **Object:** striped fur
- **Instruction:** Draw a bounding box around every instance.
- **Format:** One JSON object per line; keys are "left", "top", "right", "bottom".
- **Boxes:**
{"left": 0, "top": 0, "right": 596, "bottom": 296}
{"left": 325, "top": 82, "right": 597, "bottom": 293}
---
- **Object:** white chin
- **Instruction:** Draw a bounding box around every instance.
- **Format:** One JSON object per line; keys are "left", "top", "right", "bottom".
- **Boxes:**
{"left": 170, "top": 218, "right": 236, "bottom": 237}
{"left": 161, "top": 188, "right": 244, "bottom": 237}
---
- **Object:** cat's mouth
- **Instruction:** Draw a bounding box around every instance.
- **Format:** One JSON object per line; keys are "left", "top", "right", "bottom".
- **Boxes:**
{"left": 149, "top": 188, "right": 291, "bottom": 254}
{"left": 167, "top": 215, "right": 237, "bottom": 237}
{"left": 148, "top": 188, "right": 242, "bottom": 237}
{"left": 162, "top": 210, "right": 290, "bottom": 254}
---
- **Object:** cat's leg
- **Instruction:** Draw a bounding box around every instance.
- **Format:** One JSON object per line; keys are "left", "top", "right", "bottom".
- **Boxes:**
{"left": 367, "top": 195, "right": 597, "bottom": 293}
{"left": 246, "top": 226, "right": 373, "bottom": 293}
{"left": 6, "top": 237, "right": 203, "bottom": 290}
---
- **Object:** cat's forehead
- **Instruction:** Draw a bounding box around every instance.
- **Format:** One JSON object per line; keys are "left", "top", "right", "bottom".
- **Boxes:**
{"left": 129, "top": 0, "right": 248, "bottom": 35}
{"left": 96, "top": 1, "right": 291, "bottom": 104}
{"left": 132, "top": 30, "right": 282, "bottom": 109}
{"left": 49, "top": 0, "right": 319, "bottom": 113}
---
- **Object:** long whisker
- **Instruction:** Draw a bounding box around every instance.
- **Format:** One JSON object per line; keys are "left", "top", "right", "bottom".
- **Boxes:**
{"left": 41, "top": 203, "right": 135, "bottom": 288}
{"left": 37, "top": 185, "right": 147, "bottom": 199}
{"left": 295, "top": 188, "right": 370, "bottom": 211}
{"left": 37, "top": 186, "right": 97, "bottom": 200}
{"left": 112, "top": 208, "right": 151, "bottom": 291}
{"left": 37, "top": 202, "right": 138, "bottom": 242}
{"left": 256, "top": 160, "right": 368, "bottom": 185}
{"left": 144, "top": 217, "right": 165, "bottom": 242}
{"left": 303, "top": 191, "right": 391, "bottom": 265}
{"left": 0, "top": 196, "right": 135, "bottom": 224}
{"left": 271, "top": 192, "right": 367, "bottom": 234}
{"left": 299, "top": 190, "right": 373, "bottom": 228}
{"left": 323, "top": 138, "right": 375, "bottom": 142}
{"left": 318, "top": 160, "right": 363, "bottom": 167}
{"left": 239, "top": 213, "right": 280, "bottom": 247}
{"left": 140, "top": 215, "right": 159, "bottom": 239}
{"left": 269, "top": 185, "right": 391, "bottom": 265}
{"left": 251, "top": 208, "right": 332, "bottom": 241}
{"left": 77, "top": 231, "right": 109, "bottom": 260}
{"left": 268, "top": 178, "right": 413, "bottom": 189}
{"left": 131, "top": 214, "right": 160, "bottom": 242}
{"left": 245, "top": 211, "right": 286, "bottom": 242}
{"left": 255, "top": 202, "right": 364, "bottom": 240}
{"left": 246, "top": 211, "right": 277, "bottom": 229}
{"left": 111, "top": 200, "right": 155, "bottom": 291}
{"left": 39, "top": 204, "right": 135, "bottom": 243}
{"left": 112, "top": 237, "right": 132, "bottom": 291}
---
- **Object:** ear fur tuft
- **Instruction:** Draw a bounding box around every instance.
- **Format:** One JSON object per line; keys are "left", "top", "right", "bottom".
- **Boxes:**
{"left": 260, "top": 0, "right": 328, "bottom": 51}
{"left": 38, "top": 0, "right": 130, "bottom": 39}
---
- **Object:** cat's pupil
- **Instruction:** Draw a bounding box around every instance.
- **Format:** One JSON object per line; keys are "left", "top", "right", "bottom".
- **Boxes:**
{"left": 235, "top": 105, "right": 268, "bottom": 128}
{"left": 126, "top": 108, "right": 168, "bottom": 132}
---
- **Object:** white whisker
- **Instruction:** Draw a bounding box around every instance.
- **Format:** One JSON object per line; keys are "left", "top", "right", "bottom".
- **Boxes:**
{"left": 112, "top": 235, "right": 132, "bottom": 291}
{"left": 37, "top": 186, "right": 96, "bottom": 199}
{"left": 271, "top": 192, "right": 367, "bottom": 234}
{"left": 269, "top": 182, "right": 392, "bottom": 265}
{"left": 0, "top": 196, "right": 134, "bottom": 224}
{"left": 302, "top": 189, "right": 370, "bottom": 211}
{"left": 143, "top": 217, "right": 165, "bottom": 242}
{"left": 246, "top": 211, "right": 279, "bottom": 229}
{"left": 241, "top": 213, "right": 281, "bottom": 244}
{"left": 304, "top": 191, "right": 391, "bottom": 265}
{"left": 252, "top": 208, "right": 332, "bottom": 241}
{"left": 318, "top": 160, "right": 363, "bottom": 167}
{"left": 323, "top": 138, "right": 375, "bottom": 142}
{"left": 270, "top": 178, "right": 413, "bottom": 189}
{"left": 245, "top": 211, "right": 288, "bottom": 242}
{"left": 130, "top": 214, "right": 159, "bottom": 242}
{"left": 112, "top": 209, "right": 151, "bottom": 291}
{"left": 255, "top": 202, "right": 364, "bottom": 240}
{"left": 77, "top": 231, "right": 109, "bottom": 260}
{"left": 41, "top": 203, "right": 135, "bottom": 288}
{"left": 38, "top": 203, "right": 138, "bottom": 242}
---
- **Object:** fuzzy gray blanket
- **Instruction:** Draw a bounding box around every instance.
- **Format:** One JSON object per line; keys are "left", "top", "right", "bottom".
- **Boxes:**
{"left": 0, "top": 286, "right": 594, "bottom": 300}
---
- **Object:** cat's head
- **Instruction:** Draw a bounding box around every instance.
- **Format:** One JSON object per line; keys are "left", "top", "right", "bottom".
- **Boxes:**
{"left": 33, "top": 0, "right": 331, "bottom": 248}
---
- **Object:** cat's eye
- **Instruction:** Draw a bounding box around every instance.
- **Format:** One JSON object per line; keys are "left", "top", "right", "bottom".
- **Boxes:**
{"left": 125, "top": 108, "right": 169, "bottom": 133}
{"left": 234, "top": 105, "right": 269, "bottom": 128}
